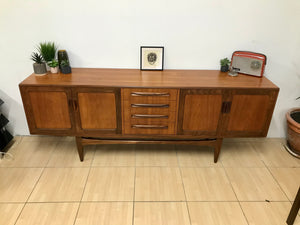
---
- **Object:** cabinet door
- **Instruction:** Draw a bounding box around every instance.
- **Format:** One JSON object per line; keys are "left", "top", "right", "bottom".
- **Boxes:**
{"left": 178, "top": 89, "right": 224, "bottom": 136}
{"left": 222, "top": 90, "right": 278, "bottom": 137}
{"left": 73, "top": 87, "right": 121, "bottom": 136}
{"left": 20, "top": 86, "right": 75, "bottom": 135}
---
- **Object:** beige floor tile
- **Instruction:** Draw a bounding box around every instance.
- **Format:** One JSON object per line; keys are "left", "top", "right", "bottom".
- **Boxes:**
{"left": 92, "top": 145, "right": 135, "bottom": 167}
{"left": 188, "top": 202, "right": 248, "bottom": 225}
{"left": 47, "top": 141, "right": 95, "bottom": 167}
{"left": 134, "top": 202, "right": 190, "bottom": 225}
{"left": 241, "top": 201, "right": 300, "bottom": 225}
{"left": 135, "top": 145, "right": 178, "bottom": 167}
{"left": 226, "top": 167, "right": 287, "bottom": 201}
{"left": 82, "top": 167, "right": 134, "bottom": 201}
{"left": 177, "top": 145, "right": 221, "bottom": 167}
{"left": 251, "top": 141, "right": 300, "bottom": 167}
{"left": 181, "top": 168, "right": 236, "bottom": 201}
{"left": 0, "top": 168, "right": 42, "bottom": 202}
{"left": 29, "top": 168, "right": 89, "bottom": 202}
{"left": 16, "top": 203, "right": 79, "bottom": 225}
{"left": 21, "top": 135, "right": 63, "bottom": 143}
{"left": 75, "top": 202, "right": 133, "bottom": 225}
{"left": 220, "top": 142, "right": 265, "bottom": 167}
{"left": 0, "top": 203, "right": 24, "bottom": 225}
{"left": 0, "top": 141, "right": 58, "bottom": 167}
{"left": 269, "top": 168, "right": 300, "bottom": 201}
{"left": 135, "top": 167, "right": 185, "bottom": 201}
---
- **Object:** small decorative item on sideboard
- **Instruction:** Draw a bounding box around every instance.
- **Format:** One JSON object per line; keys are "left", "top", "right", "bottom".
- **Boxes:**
{"left": 48, "top": 59, "right": 59, "bottom": 73}
{"left": 140, "top": 46, "right": 164, "bottom": 71}
{"left": 60, "top": 60, "right": 72, "bottom": 74}
{"left": 57, "top": 50, "right": 69, "bottom": 69}
{"left": 30, "top": 52, "right": 47, "bottom": 75}
{"left": 220, "top": 58, "right": 230, "bottom": 72}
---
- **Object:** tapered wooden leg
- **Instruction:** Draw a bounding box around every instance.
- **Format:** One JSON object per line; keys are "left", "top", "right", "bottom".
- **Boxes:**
{"left": 214, "top": 138, "right": 223, "bottom": 163}
{"left": 287, "top": 187, "right": 300, "bottom": 225}
{"left": 75, "top": 137, "right": 84, "bottom": 161}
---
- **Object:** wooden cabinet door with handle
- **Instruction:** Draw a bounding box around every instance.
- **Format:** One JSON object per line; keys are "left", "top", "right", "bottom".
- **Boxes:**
{"left": 19, "top": 86, "right": 75, "bottom": 135}
{"left": 73, "top": 87, "right": 121, "bottom": 136}
{"left": 221, "top": 89, "right": 278, "bottom": 137}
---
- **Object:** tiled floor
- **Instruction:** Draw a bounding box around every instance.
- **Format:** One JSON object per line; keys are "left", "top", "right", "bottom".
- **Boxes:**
{"left": 0, "top": 136, "right": 299, "bottom": 225}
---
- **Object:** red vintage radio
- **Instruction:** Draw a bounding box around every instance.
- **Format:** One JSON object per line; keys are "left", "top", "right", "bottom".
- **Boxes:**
{"left": 230, "top": 51, "right": 267, "bottom": 77}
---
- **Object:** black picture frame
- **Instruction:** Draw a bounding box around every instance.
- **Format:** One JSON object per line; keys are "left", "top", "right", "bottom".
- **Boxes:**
{"left": 140, "top": 46, "right": 164, "bottom": 71}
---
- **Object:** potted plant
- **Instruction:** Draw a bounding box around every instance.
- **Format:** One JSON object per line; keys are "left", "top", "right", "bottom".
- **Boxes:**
{"left": 48, "top": 59, "right": 59, "bottom": 73}
{"left": 30, "top": 52, "right": 47, "bottom": 75}
{"left": 38, "top": 42, "right": 57, "bottom": 69}
{"left": 286, "top": 97, "right": 300, "bottom": 158}
{"left": 60, "top": 60, "right": 72, "bottom": 74}
{"left": 220, "top": 58, "right": 231, "bottom": 72}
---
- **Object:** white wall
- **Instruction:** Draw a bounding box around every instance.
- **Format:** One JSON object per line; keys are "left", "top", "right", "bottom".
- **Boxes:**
{"left": 1, "top": 0, "right": 299, "bottom": 137}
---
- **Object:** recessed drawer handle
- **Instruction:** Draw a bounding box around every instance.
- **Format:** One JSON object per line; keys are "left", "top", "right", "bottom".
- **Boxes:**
{"left": 131, "top": 125, "right": 168, "bottom": 129}
{"left": 131, "top": 104, "right": 169, "bottom": 108}
{"left": 131, "top": 114, "right": 169, "bottom": 119}
{"left": 131, "top": 92, "right": 170, "bottom": 97}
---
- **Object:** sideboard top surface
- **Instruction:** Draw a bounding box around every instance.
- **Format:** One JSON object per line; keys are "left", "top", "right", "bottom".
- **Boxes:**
{"left": 20, "top": 68, "right": 279, "bottom": 89}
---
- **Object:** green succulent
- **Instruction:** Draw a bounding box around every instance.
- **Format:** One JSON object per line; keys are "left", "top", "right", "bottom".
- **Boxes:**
{"left": 30, "top": 52, "right": 44, "bottom": 64}
{"left": 220, "top": 58, "right": 231, "bottom": 66}
{"left": 48, "top": 59, "right": 59, "bottom": 68}
{"left": 60, "top": 59, "right": 70, "bottom": 67}
{"left": 38, "top": 42, "right": 57, "bottom": 62}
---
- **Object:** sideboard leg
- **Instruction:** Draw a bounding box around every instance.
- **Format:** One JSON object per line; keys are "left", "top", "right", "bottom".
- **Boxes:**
{"left": 75, "top": 137, "right": 84, "bottom": 161}
{"left": 214, "top": 138, "right": 223, "bottom": 163}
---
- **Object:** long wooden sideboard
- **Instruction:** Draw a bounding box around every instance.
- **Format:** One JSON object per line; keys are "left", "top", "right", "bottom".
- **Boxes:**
{"left": 19, "top": 68, "right": 279, "bottom": 162}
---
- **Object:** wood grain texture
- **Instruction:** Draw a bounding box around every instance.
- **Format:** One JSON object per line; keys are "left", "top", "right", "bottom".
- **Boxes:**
{"left": 29, "top": 91, "right": 71, "bottom": 129}
{"left": 188, "top": 202, "right": 248, "bottom": 225}
{"left": 28, "top": 168, "right": 89, "bottom": 202}
{"left": 19, "top": 68, "right": 279, "bottom": 163}
{"left": 134, "top": 202, "right": 190, "bottom": 225}
{"left": 75, "top": 202, "right": 133, "bottom": 225}
{"left": 122, "top": 88, "right": 178, "bottom": 135}
{"left": 0, "top": 204, "right": 24, "bottom": 225}
{"left": 20, "top": 68, "right": 279, "bottom": 89}
{"left": 227, "top": 95, "right": 270, "bottom": 131}
{"left": 182, "top": 94, "right": 222, "bottom": 131}
{"left": 135, "top": 167, "right": 185, "bottom": 201}
{"left": 78, "top": 92, "right": 117, "bottom": 129}
{"left": 16, "top": 203, "right": 79, "bottom": 225}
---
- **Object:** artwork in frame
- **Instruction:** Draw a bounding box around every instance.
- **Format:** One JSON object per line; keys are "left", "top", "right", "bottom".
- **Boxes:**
{"left": 140, "top": 46, "right": 164, "bottom": 71}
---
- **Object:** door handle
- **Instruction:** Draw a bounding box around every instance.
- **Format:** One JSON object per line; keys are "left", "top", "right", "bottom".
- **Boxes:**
{"left": 222, "top": 102, "right": 231, "bottom": 113}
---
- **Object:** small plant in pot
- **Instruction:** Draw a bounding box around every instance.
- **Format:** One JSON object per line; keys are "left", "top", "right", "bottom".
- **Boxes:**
{"left": 48, "top": 59, "right": 59, "bottom": 73}
{"left": 286, "top": 97, "right": 300, "bottom": 158}
{"left": 38, "top": 42, "right": 57, "bottom": 69}
{"left": 220, "top": 58, "right": 231, "bottom": 72}
{"left": 60, "top": 60, "right": 72, "bottom": 74}
{"left": 31, "top": 52, "right": 47, "bottom": 75}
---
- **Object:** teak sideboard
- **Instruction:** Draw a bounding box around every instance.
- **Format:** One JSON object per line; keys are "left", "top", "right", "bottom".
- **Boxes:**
{"left": 19, "top": 68, "right": 279, "bottom": 162}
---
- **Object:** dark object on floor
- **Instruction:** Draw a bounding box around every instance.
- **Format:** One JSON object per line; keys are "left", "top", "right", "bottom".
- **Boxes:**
{"left": 0, "top": 98, "right": 13, "bottom": 152}
{"left": 287, "top": 187, "right": 300, "bottom": 225}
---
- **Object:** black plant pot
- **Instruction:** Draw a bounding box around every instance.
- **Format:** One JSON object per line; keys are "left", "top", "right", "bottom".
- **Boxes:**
{"left": 61, "top": 66, "right": 72, "bottom": 74}
{"left": 221, "top": 65, "right": 229, "bottom": 72}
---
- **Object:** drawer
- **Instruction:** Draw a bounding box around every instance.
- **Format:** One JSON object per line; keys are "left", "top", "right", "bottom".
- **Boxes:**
{"left": 124, "top": 122, "right": 176, "bottom": 135}
{"left": 122, "top": 88, "right": 178, "bottom": 102}
{"left": 123, "top": 100, "right": 178, "bottom": 113}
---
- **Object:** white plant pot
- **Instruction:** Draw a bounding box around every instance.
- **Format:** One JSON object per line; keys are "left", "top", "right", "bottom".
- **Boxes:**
{"left": 50, "top": 67, "right": 59, "bottom": 74}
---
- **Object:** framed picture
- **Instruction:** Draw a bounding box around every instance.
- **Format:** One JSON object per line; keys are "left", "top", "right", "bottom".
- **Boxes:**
{"left": 140, "top": 46, "right": 164, "bottom": 71}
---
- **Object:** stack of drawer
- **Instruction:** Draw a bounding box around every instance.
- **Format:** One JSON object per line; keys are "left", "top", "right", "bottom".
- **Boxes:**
{"left": 122, "top": 88, "right": 178, "bottom": 135}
